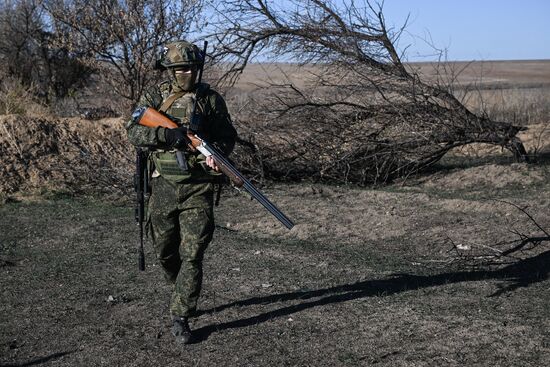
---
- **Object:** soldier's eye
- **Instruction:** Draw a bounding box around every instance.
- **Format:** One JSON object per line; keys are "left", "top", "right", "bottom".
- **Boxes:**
{"left": 175, "top": 66, "right": 192, "bottom": 73}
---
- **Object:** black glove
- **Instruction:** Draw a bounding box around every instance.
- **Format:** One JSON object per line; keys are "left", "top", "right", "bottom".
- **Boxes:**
{"left": 164, "top": 127, "right": 188, "bottom": 149}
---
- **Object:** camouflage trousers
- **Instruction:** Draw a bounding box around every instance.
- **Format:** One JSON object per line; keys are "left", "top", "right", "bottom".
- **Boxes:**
{"left": 148, "top": 175, "right": 215, "bottom": 318}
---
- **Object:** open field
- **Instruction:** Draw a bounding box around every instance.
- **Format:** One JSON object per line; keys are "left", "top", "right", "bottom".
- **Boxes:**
{"left": 224, "top": 60, "right": 550, "bottom": 129}
{"left": 227, "top": 60, "right": 550, "bottom": 92}
{"left": 409, "top": 60, "right": 550, "bottom": 87}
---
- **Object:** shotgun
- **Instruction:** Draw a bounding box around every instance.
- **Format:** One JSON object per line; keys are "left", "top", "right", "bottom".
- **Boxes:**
{"left": 132, "top": 106, "right": 294, "bottom": 230}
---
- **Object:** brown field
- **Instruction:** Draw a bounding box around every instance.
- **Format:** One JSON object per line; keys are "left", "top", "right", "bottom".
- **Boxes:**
{"left": 223, "top": 60, "right": 550, "bottom": 134}
{"left": 409, "top": 60, "right": 550, "bottom": 87}
{"left": 1, "top": 60, "right": 549, "bottom": 366}
{"left": 228, "top": 59, "right": 550, "bottom": 91}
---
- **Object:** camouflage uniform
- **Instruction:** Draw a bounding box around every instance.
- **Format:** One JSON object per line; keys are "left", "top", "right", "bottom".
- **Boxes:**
{"left": 126, "top": 46, "right": 237, "bottom": 320}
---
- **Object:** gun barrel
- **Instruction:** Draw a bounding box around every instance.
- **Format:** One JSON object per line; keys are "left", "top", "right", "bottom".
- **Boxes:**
{"left": 242, "top": 179, "right": 295, "bottom": 230}
{"left": 203, "top": 141, "right": 295, "bottom": 230}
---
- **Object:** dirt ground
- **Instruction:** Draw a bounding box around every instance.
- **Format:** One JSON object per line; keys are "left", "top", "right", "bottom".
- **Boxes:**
{"left": 1, "top": 154, "right": 549, "bottom": 366}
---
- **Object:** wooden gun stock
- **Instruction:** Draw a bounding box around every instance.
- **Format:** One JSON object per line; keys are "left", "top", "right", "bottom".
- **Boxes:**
{"left": 138, "top": 107, "right": 178, "bottom": 129}
{"left": 136, "top": 107, "right": 198, "bottom": 154}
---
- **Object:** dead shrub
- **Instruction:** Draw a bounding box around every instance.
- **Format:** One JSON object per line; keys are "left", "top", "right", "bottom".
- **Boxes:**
{"left": 0, "top": 0, "right": 93, "bottom": 102}
{"left": 0, "top": 77, "right": 47, "bottom": 116}
{"left": 210, "top": 0, "right": 529, "bottom": 184}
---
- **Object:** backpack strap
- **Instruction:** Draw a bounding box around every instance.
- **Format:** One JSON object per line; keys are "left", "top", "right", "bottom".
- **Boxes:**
{"left": 159, "top": 83, "right": 210, "bottom": 113}
{"left": 159, "top": 91, "right": 185, "bottom": 113}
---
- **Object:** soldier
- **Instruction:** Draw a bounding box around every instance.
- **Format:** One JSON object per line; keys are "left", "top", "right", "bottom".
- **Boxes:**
{"left": 126, "top": 40, "right": 237, "bottom": 344}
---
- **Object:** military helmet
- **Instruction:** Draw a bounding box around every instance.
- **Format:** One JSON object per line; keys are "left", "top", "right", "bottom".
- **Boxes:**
{"left": 159, "top": 40, "right": 203, "bottom": 69}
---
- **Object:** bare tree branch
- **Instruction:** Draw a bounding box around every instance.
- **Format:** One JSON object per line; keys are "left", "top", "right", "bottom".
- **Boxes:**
{"left": 45, "top": 0, "right": 203, "bottom": 109}
{"left": 209, "top": 0, "right": 528, "bottom": 184}
{"left": 446, "top": 201, "right": 550, "bottom": 266}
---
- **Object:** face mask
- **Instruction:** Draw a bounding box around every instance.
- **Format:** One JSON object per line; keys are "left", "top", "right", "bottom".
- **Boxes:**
{"left": 172, "top": 67, "right": 197, "bottom": 91}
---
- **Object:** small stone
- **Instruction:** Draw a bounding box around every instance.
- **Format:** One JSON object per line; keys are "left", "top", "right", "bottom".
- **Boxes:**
{"left": 261, "top": 283, "right": 272, "bottom": 288}
{"left": 107, "top": 295, "right": 115, "bottom": 302}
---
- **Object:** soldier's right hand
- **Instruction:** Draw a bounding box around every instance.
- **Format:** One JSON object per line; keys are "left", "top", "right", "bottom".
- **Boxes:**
{"left": 164, "top": 127, "right": 188, "bottom": 149}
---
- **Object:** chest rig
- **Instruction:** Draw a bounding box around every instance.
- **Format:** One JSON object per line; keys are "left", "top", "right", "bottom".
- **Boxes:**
{"left": 152, "top": 84, "right": 215, "bottom": 183}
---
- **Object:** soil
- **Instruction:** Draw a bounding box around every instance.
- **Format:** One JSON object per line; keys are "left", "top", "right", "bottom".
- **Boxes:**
{"left": 1, "top": 174, "right": 549, "bottom": 366}
{"left": 1, "top": 120, "right": 549, "bottom": 366}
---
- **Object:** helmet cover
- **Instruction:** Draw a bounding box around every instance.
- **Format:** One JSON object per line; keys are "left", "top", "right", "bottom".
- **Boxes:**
{"left": 160, "top": 41, "right": 203, "bottom": 68}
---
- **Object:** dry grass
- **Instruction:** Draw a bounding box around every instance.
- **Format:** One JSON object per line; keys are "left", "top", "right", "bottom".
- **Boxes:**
{"left": 0, "top": 114, "right": 133, "bottom": 199}
{"left": 0, "top": 77, "right": 49, "bottom": 116}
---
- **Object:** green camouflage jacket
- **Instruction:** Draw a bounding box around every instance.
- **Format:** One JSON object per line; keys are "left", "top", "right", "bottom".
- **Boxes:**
{"left": 126, "top": 82, "right": 237, "bottom": 182}
{"left": 126, "top": 82, "right": 236, "bottom": 153}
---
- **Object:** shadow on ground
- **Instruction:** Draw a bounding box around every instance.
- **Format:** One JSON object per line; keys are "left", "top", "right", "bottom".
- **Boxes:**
{"left": 437, "top": 151, "right": 550, "bottom": 171}
{"left": 0, "top": 351, "right": 75, "bottom": 367}
{"left": 194, "top": 251, "right": 550, "bottom": 342}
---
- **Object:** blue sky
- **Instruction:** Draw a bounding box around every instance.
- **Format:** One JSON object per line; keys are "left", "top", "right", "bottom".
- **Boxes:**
{"left": 203, "top": 0, "right": 549, "bottom": 62}
{"left": 379, "top": 0, "right": 550, "bottom": 61}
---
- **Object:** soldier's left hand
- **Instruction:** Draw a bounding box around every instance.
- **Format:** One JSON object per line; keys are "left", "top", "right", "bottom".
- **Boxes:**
{"left": 165, "top": 127, "right": 188, "bottom": 149}
{"left": 206, "top": 156, "right": 220, "bottom": 172}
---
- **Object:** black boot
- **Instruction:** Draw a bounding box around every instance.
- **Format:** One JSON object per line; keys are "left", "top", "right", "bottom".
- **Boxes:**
{"left": 171, "top": 316, "right": 193, "bottom": 344}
